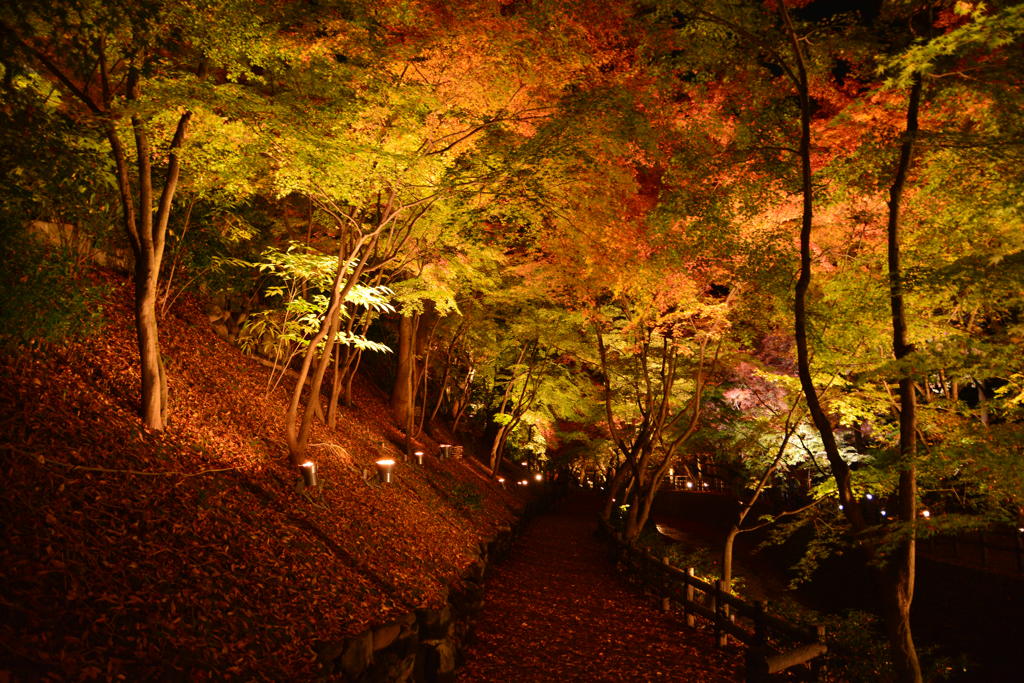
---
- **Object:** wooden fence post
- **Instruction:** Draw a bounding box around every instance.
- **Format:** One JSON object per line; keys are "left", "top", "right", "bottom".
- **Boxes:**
{"left": 811, "top": 624, "right": 827, "bottom": 681}
{"left": 661, "top": 556, "right": 671, "bottom": 612}
{"left": 714, "top": 579, "right": 727, "bottom": 647}
{"left": 685, "top": 568, "right": 696, "bottom": 628}
{"left": 745, "top": 600, "right": 770, "bottom": 683}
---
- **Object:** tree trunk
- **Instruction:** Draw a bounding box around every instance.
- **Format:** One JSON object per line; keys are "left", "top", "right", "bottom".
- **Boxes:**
{"left": 391, "top": 313, "right": 417, "bottom": 427}
{"left": 623, "top": 465, "right": 648, "bottom": 541}
{"left": 722, "top": 525, "right": 739, "bottom": 590}
{"left": 110, "top": 107, "right": 190, "bottom": 432}
{"left": 488, "top": 423, "right": 510, "bottom": 474}
{"left": 327, "top": 305, "right": 364, "bottom": 427}
{"left": 286, "top": 231, "right": 377, "bottom": 466}
{"left": 882, "top": 72, "right": 924, "bottom": 683}
{"left": 781, "top": 7, "right": 862, "bottom": 525}
{"left": 602, "top": 460, "right": 630, "bottom": 523}
{"left": 8, "top": 37, "right": 189, "bottom": 432}
{"left": 134, "top": 262, "right": 164, "bottom": 428}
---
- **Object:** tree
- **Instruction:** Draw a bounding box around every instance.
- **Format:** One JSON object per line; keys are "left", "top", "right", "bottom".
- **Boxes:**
{"left": 656, "top": 2, "right": 1024, "bottom": 679}
{"left": 1, "top": 0, "right": 285, "bottom": 429}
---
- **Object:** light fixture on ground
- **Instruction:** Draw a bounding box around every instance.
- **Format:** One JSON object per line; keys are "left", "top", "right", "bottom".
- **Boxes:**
{"left": 439, "top": 444, "right": 452, "bottom": 459}
{"left": 921, "top": 509, "right": 931, "bottom": 519}
{"left": 300, "top": 460, "right": 317, "bottom": 487}
{"left": 685, "top": 481, "right": 694, "bottom": 490}
{"left": 414, "top": 450, "right": 424, "bottom": 465}
{"left": 497, "top": 476, "right": 506, "bottom": 488}
{"left": 375, "top": 458, "right": 396, "bottom": 483}
{"left": 534, "top": 473, "right": 543, "bottom": 483}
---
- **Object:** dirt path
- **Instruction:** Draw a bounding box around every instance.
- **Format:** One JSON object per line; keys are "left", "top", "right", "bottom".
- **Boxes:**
{"left": 458, "top": 493, "right": 743, "bottom": 682}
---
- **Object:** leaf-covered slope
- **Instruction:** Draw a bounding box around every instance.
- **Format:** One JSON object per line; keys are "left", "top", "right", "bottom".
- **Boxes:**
{"left": 0, "top": 273, "right": 522, "bottom": 680}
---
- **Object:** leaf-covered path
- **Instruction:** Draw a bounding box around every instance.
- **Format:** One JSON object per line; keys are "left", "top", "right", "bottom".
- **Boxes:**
{"left": 459, "top": 492, "right": 743, "bottom": 681}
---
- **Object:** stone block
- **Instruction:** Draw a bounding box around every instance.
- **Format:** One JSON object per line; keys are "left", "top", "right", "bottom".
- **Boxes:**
{"left": 416, "top": 604, "right": 452, "bottom": 640}
{"left": 340, "top": 630, "right": 374, "bottom": 680}
{"left": 416, "top": 639, "right": 457, "bottom": 683}
{"left": 314, "top": 638, "right": 346, "bottom": 665}
{"left": 366, "top": 651, "right": 416, "bottom": 683}
{"left": 373, "top": 622, "right": 402, "bottom": 651}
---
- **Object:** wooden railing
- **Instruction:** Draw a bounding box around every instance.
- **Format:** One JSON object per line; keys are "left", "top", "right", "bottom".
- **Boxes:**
{"left": 601, "top": 521, "right": 827, "bottom": 682}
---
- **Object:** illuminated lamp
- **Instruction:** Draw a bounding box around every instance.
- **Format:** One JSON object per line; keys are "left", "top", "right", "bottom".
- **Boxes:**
{"left": 921, "top": 510, "right": 931, "bottom": 519}
{"left": 534, "top": 473, "right": 543, "bottom": 482}
{"left": 300, "top": 461, "right": 317, "bottom": 487}
{"left": 439, "top": 444, "right": 452, "bottom": 459}
{"left": 497, "top": 476, "right": 506, "bottom": 488}
{"left": 685, "top": 481, "right": 694, "bottom": 490}
{"left": 865, "top": 493, "right": 874, "bottom": 500}
{"left": 880, "top": 509, "right": 888, "bottom": 518}
{"left": 414, "top": 450, "right": 424, "bottom": 465}
{"left": 375, "top": 458, "right": 396, "bottom": 483}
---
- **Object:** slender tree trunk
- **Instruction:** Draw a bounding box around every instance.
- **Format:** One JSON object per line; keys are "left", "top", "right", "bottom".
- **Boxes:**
{"left": 343, "top": 349, "right": 363, "bottom": 407}
{"left": 286, "top": 230, "right": 377, "bottom": 466}
{"left": 783, "top": 11, "right": 862, "bottom": 525}
{"left": 391, "top": 313, "right": 417, "bottom": 427}
{"left": 109, "top": 107, "right": 190, "bottom": 432}
{"left": 5, "top": 34, "right": 192, "bottom": 433}
{"left": 776, "top": 10, "right": 920, "bottom": 677}
{"left": 327, "top": 334, "right": 343, "bottom": 429}
{"left": 882, "top": 73, "right": 924, "bottom": 683}
{"left": 327, "top": 307, "right": 361, "bottom": 427}
{"left": 135, "top": 264, "right": 164, "bottom": 427}
{"left": 416, "top": 329, "right": 433, "bottom": 437}
{"left": 488, "top": 423, "right": 509, "bottom": 473}
{"left": 722, "top": 526, "right": 739, "bottom": 589}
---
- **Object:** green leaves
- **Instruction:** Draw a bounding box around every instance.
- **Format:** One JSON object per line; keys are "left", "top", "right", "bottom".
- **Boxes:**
{"left": 882, "top": 4, "right": 1024, "bottom": 88}
{"left": 225, "top": 242, "right": 395, "bottom": 360}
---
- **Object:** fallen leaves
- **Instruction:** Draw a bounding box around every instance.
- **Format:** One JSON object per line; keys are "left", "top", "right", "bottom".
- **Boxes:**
{"left": 0, "top": 274, "right": 523, "bottom": 679}
{"left": 459, "top": 494, "right": 743, "bottom": 682}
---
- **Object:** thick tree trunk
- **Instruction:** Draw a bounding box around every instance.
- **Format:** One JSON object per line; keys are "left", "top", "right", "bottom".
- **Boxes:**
{"left": 601, "top": 460, "right": 630, "bottom": 523}
{"left": 623, "top": 483, "right": 643, "bottom": 541}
